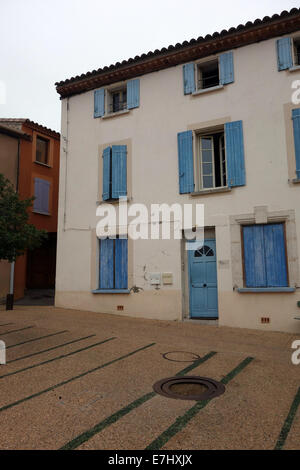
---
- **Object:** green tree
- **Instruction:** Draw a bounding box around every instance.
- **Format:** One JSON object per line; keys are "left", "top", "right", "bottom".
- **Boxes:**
{"left": 0, "top": 173, "right": 47, "bottom": 262}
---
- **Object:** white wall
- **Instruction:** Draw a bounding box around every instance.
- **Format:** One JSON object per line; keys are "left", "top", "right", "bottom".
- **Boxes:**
{"left": 56, "top": 35, "right": 300, "bottom": 333}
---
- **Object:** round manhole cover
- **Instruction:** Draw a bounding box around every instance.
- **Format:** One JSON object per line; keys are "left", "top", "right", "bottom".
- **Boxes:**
{"left": 162, "top": 351, "right": 201, "bottom": 363}
{"left": 153, "top": 376, "right": 225, "bottom": 401}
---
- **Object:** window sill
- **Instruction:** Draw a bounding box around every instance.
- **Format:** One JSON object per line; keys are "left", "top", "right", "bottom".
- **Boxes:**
{"left": 92, "top": 289, "right": 130, "bottom": 294}
{"left": 190, "top": 186, "right": 231, "bottom": 197}
{"left": 34, "top": 161, "right": 51, "bottom": 168}
{"left": 192, "top": 84, "right": 224, "bottom": 96}
{"left": 102, "top": 109, "right": 130, "bottom": 120}
{"left": 288, "top": 65, "right": 300, "bottom": 72}
{"left": 96, "top": 196, "right": 131, "bottom": 206}
{"left": 237, "top": 287, "right": 296, "bottom": 293}
{"left": 32, "top": 210, "right": 50, "bottom": 216}
{"left": 292, "top": 178, "right": 300, "bottom": 184}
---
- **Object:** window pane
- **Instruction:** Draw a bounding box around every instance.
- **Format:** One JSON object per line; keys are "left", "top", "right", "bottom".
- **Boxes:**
{"left": 36, "top": 137, "right": 49, "bottom": 164}
{"left": 203, "top": 175, "right": 213, "bottom": 188}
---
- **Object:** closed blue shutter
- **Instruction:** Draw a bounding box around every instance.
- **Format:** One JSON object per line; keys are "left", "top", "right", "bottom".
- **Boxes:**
{"left": 99, "top": 238, "right": 114, "bottom": 289}
{"left": 177, "top": 130, "right": 194, "bottom": 194}
{"left": 94, "top": 88, "right": 105, "bottom": 117}
{"left": 277, "top": 37, "right": 293, "bottom": 71}
{"left": 183, "top": 63, "right": 196, "bottom": 94}
{"left": 225, "top": 121, "right": 246, "bottom": 187}
{"left": 127, "top": 79, "right": 140, "bottom": 109}
{"left": 292, "top": 108, "right": 300, "bottom": 179}
{"left": 102, "top": 147, "right": 111, "bottom": 200}
{"left": 243, "top": 225, "right": 266, "bottom": 288}
{"left": 243, "top": 224, "right": 288, "bottom": 288}
{"left": 264, "top": 224, "right": 288, "bottom": 287}
{"left": 115, "top": 238, "right": 128, "bottom": 289}
{"left": 219, "top": 52, "right": 234, "bottom": 85}
{"left": 34, "top": 178, "right": 50, "bottom": 214}
{"left": 112, "top": 145, "right": 127, "bottom": 198}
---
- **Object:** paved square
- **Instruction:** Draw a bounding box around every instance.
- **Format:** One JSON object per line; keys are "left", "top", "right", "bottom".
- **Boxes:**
{"left": 0, "top": 306, "right": 299, "bottom": 450}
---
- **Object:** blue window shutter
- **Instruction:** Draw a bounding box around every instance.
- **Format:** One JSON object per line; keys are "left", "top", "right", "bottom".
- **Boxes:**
{"left": 34, "top": 178, "right": 50, "bottom": 214}
{"left": 219, "top": 51, "right": 234, "bottom": 85}
{"left": 277, "top": 37, "right": 293, "bottom": 71}
{"left": 102, "top": 147, "right": 111, "bottom": 200}
{"left": 127, "top": 79, "right": 140, "bottom": 109}
{"left": 183, "top": 63, "right": 195, "bottom": 94}
{"left": 34, "top": 178, "right": 42, "bottom": 212}
{"left": 264, "top": 224, "right": 288, "bottom": 287}
{"left": 177, "top": 130, "right": 194, "bottom": 194}
{"left": 99, "top": 238, "right": 114, "bottom": 289}
{"left": 115, "top": 238, "right": 128, "bottom": 289}
{"left": 94, "top": 88, "right": 105, "bottom": 117}
{"left": 225, "top": 121, "right": 246, "bottom": 187}
{"left": 112, "top": 145, "right": 127, "bottom": 199}
{"left": 292, "top": 108, "right": 300, "bottom": 179}
{"left": 243, "top": 225, "right": 266, "bottom": 288}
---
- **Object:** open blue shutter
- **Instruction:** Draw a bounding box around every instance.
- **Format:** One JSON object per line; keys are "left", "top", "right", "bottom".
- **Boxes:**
{"left": 102, "top": 147, "right": 111, "bottom": 200}
{"left": 264, "top": 224, "right": 288, "bottom": 287}
{"left": 225, "top": 121, "right": 245, "bottom": 187}
{"left": 94, "top": 88, "right": 105, "bottom": 117}
{"left": 177, "top": 131, "right": 194, "bottom": 194}
{"left": 34, "top": 178, "right": 50, "bottom": 214}
{"left": 183, "top": 63, "right": 195, "bottom": 94}
{"left": 243, "top": 225, "right": 266, "bottom": 288}
{"left": 115, "top": 238, "right": 128, "bottom": 289}
{"left": 219, "top": 52, "right": 234, "bottom": 85}
{"left": 127, "top": 79, "right": 140, "bottom": 109}
{"left": 292, "top": 108, "right": 300, "bottom": 179}
{"left": 112, "top": 145, "right": 127, "bottom": 198}
{"left": 277, "top": 37, "right": 293, "bottom": 71}
{"left": 99, "top": 238, "right": 114, "bottom": 289}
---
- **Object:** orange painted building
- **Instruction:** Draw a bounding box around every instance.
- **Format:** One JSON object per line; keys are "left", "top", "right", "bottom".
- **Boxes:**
{"left": 0, "top": 119, "right": 60, "bottom": 300}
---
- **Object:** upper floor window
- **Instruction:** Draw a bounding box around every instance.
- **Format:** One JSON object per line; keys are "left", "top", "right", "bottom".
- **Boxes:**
{"left": 293, "top": 38, "right": 300, "bottom": 66}
{"left": 109, "top": 86, "right": 127, "bottom": 114}
{"left": 33, "top": 177, "right": 50, "bottom": 215}
{"left": 197, "top": 131, "right": 226, "bottom": 189}
{"left": 36, "top": 136, "right": 49, "bottom": 165}
{"left": 94, "top": 79, "right": 140, "bottom": 118}
{"left": 183, "top": 51, "right": 234, "bottom": 95}
{"left": 197, "top": 60, "right": 219, "bottom": 90}
{"left": 277, "top": 36, "right": 300, "bottom": 70}
{"left": 177, "top": 120, "right": 245, "bottom": 194}
{"left": 102, "top": 145, "right": 127, "bottom": 201}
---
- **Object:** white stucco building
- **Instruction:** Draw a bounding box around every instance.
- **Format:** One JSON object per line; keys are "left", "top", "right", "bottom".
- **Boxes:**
{"left": 55, "top": 8, "right": 300, "bottom": 333}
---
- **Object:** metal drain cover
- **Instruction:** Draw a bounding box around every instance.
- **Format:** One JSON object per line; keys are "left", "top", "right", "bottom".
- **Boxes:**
{"left": 153, "top": 376, "right": 225, "bottom": 401}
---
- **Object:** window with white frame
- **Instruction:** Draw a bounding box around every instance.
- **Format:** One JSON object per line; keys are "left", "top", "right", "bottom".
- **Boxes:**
{"left": 197, "top": 59, "right": 220, "bottom": 90}
{"left": 196, "top": 130, "right": 226, "bottom": 190}
{"left": 293, "top": 38, "right": 300, "bottom": 66}
{"left": 108, "top": 86, "right": 127, "bottom": 114}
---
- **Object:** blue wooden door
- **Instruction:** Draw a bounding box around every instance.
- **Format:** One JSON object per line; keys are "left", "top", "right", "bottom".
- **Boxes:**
{"left": 188, "top": 240, "right": 218, "bottom": 318}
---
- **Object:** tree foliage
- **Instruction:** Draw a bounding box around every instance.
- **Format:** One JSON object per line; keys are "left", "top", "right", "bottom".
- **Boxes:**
{"left": 0, "top": 173, "right": 47, "bottom": 262}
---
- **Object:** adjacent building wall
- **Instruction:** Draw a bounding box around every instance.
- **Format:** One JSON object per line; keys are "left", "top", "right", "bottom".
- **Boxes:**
{"left": 0, "top": 133, "right": 19, "bottom": 302}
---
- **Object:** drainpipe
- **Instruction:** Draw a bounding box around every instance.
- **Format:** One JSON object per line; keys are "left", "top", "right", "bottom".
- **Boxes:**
{"left": 6, "top": 138, "right": 20, "bottom": 310}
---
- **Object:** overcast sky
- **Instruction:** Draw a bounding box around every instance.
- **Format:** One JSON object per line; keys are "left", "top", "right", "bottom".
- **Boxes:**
{"left": 1, "top": 0, "right": 299, "bottom": 132}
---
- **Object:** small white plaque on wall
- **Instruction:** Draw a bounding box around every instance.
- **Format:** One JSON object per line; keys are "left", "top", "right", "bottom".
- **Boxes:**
{"left": 162, "top": 272, "right": 173, "bottom": 285}
{"left": 150, "top": 273, "right": 161, "bottom": 285}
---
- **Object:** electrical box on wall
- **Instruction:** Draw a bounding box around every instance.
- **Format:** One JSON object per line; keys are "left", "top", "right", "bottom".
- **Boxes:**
{"left": 162, "top": 272, "right": 173, "bottom": 285}
{"left": 149, "top": 273, "right": 161, "bottom": 285}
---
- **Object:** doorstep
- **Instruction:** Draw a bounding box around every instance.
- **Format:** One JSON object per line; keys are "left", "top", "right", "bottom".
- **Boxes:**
{"left": 183, "top": 318, "right": 219, "bottom": 326}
